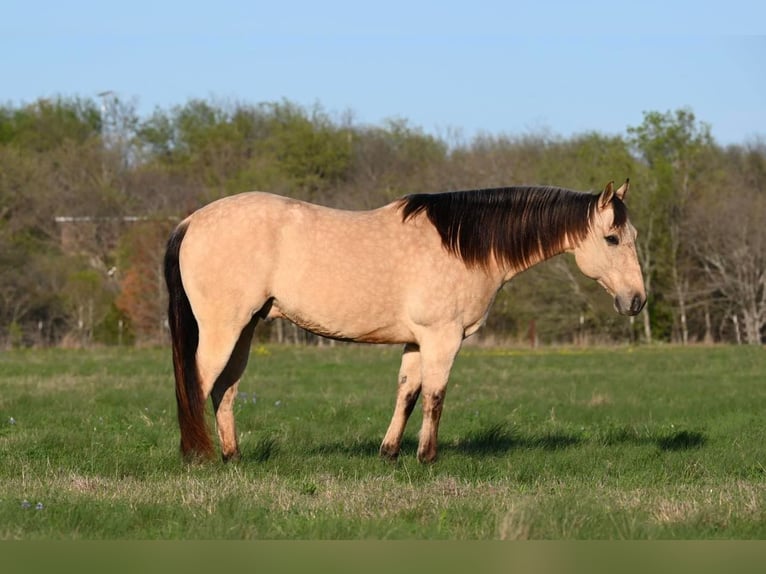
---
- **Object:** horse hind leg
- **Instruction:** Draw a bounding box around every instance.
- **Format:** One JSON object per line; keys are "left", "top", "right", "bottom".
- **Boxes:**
{"left": 195, "top": 313, "right": 256, "bottom": 461}
{"left": 379, "top": 343, "right": 422, "bottom": 460}
{"left": 210, "top": 316, "right": 258, "bottom": 462}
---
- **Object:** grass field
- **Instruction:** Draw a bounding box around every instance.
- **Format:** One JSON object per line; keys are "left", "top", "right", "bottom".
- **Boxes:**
{"left": 1, "top": 343, "right": 765, "bottom": 539}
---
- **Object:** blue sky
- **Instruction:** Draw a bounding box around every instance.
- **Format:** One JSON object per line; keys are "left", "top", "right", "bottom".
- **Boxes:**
{"left": 2, "top": 1, "right": 764, "bottom": 145}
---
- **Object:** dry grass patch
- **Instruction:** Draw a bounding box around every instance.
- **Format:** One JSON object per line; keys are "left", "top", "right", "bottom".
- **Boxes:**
{"left": 497, "top": 498, "right": 535, "bottom": 540}
{"left": 613, "top": 482, "right": 766, "bottom": 530}
{"left": 586, "top": 392, "right": 612, "bottom": 407}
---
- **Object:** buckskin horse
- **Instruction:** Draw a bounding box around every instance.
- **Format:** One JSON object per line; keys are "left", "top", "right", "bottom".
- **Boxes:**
{"left": 164, "top": 179, "right": 645, "bottom": 463}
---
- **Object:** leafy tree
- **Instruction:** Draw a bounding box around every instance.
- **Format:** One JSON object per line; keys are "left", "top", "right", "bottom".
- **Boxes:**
{"left": 628, "top": 108, "right": 715, "bottom": 343}
{"left": 0, "top": 97, "right": 101, "bottom": 152}
{"left": 257, "top": 101, "right": 353, "bottom": 200}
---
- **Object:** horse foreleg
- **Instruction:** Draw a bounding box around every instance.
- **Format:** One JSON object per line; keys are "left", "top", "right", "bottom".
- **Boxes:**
{"left": 416, "top": 334, "right": 462, "bottom": 464}
{"left": 379, "top": 343, "right": 421, "bottom": 460}
{"left": 210, "top": 317, "right": 257, "bottom": 462}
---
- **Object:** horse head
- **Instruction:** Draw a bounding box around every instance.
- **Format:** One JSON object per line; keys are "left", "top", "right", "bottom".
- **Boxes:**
{"left": 572, "top": 179, "right": 646, "bottom": 316}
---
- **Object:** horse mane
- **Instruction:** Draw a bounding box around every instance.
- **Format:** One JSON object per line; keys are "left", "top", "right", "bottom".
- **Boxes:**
{"left": 399, "top": 186, "right": 628, "bottom": 270}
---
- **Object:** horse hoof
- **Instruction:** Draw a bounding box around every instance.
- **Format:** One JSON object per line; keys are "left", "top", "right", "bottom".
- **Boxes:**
{"left": 222, "top": 450, "right": 241, "bottom": 463}
{"left": 379, "top": 445, "right": 400, "bottom": 461}
{"left": 416, "top": 451, "right": 438, "bottom": 464}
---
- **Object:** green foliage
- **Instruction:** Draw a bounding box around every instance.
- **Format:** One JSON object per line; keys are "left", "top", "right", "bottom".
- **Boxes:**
{"left": 6, "top": 321, "right": 23, "bottom": 348}
{"left": 536, "top": 132, "right": 638, "bottom": 190}
{"left": 257, "top": 101, "right": 352, "bottom": 197}
{"left": 0, "top": 97, "right": 101, "bottom": 151}
{"left": 628, "top": 109, "right": 713, "bottom": 171}
{"left": 93, "top": 303, "right": 135, "bottom": 346}
{"left": 0, "top": 96, "right": 764, "bottom": 346}
{"left": 2, "top": 345, "right": 766, "bottom": 538}
{"left": 625, "top": 109, "right": 726, "bottom": 344}
{"left": 136, "top": 99, "right": 353, "bottom": 199}
{"left": 380, "top": 118, "right": 447, "bottom": 169}
{"left": 646, "top": 294, "right": 674, "bottom": 342}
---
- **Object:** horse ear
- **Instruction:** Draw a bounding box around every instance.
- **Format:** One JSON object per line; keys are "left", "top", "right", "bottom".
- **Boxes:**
{"left": 615, "top": 178, "right": 630, "bottom": 201}
{"left": 599, "top": 181, "right": 615, "bottom": 209}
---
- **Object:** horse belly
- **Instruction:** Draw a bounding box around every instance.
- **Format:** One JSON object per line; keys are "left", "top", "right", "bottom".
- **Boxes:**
{"left": 267, "top": 293, "right": 410, "bottom": 343}
{"left": 268, "top": 251, "right": 414, "bottom": 344}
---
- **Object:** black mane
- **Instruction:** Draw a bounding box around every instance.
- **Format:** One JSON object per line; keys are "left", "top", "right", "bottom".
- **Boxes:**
{"left": 399, "top": 186, "right": 627, "bottom": 270}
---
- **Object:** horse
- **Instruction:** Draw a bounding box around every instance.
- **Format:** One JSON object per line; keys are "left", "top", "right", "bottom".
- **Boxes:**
{"left": 164, "top": 179, "right": 645, "bottom": 464}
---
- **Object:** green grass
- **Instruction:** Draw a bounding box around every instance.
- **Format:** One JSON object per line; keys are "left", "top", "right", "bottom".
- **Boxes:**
{"left": 1, "top": 343, "right": 765, "bottom": 539}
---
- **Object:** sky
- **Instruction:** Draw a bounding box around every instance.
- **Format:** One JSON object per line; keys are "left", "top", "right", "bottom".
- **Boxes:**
{"left": 1, "top": 1, "right": 765, "bottom": 145}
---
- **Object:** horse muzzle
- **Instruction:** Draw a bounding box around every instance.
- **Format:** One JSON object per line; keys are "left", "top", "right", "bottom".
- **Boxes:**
{"left": 615, "top": 293, "right": 646, "bottom": 316}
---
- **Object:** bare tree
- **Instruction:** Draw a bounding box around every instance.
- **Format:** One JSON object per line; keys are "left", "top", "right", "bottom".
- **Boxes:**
{"left": 691, "top": 187, "right": 766, "bottom": 344}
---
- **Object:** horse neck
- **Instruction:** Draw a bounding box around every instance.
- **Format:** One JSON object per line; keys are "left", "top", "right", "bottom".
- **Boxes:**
{"left": 499, "top": 232, "right": 577, "bottom": 283}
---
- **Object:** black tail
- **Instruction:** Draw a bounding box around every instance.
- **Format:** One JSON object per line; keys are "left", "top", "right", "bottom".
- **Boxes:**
{"left": 164, "top": 221, "right": 215, "bottom": 460}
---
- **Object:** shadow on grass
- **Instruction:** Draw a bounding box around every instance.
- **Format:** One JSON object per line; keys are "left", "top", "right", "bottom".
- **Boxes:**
{"left": 303, "top": 423, "right": 582, "bottom": 459}
{"left": 305, "top": 438, "right": 417, "bottom": 458}
{"left": 251, "top": 434, "right": 280, "bottom": 462}
{"left": 599, "top": 426, "right": 706, "bottom": 451}
{"left": 656, "top": 430, "right": 706, "bottom": 451}
{"left": 253, "top": 425, "right": 706, "bottom": 461}
{"left": 446, "top": 423, "right": 582, "bottom": 455}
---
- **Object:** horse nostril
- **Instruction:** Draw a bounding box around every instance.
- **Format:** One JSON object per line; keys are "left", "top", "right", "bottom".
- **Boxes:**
{"left": 631, "top": 294, "right": 644, "bottom": 314}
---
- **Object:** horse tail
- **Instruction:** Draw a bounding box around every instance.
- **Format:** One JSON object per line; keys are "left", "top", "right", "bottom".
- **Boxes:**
{"left": 164, "top": 220, "right": 215, "bottom": 460}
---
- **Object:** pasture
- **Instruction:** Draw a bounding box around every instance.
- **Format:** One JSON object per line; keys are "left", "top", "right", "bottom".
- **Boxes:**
{"left": 1, "top": 344, "right": 765, "bottom": 539}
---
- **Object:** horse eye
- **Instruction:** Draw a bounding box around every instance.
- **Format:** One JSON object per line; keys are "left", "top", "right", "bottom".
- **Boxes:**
{"left": 605, "top": 235, "right": 620, "bottom": 246}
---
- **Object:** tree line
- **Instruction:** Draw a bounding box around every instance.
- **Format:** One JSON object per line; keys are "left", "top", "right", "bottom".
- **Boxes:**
{"left": 0, "top": 96, "right": 764, "bottom": 347}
